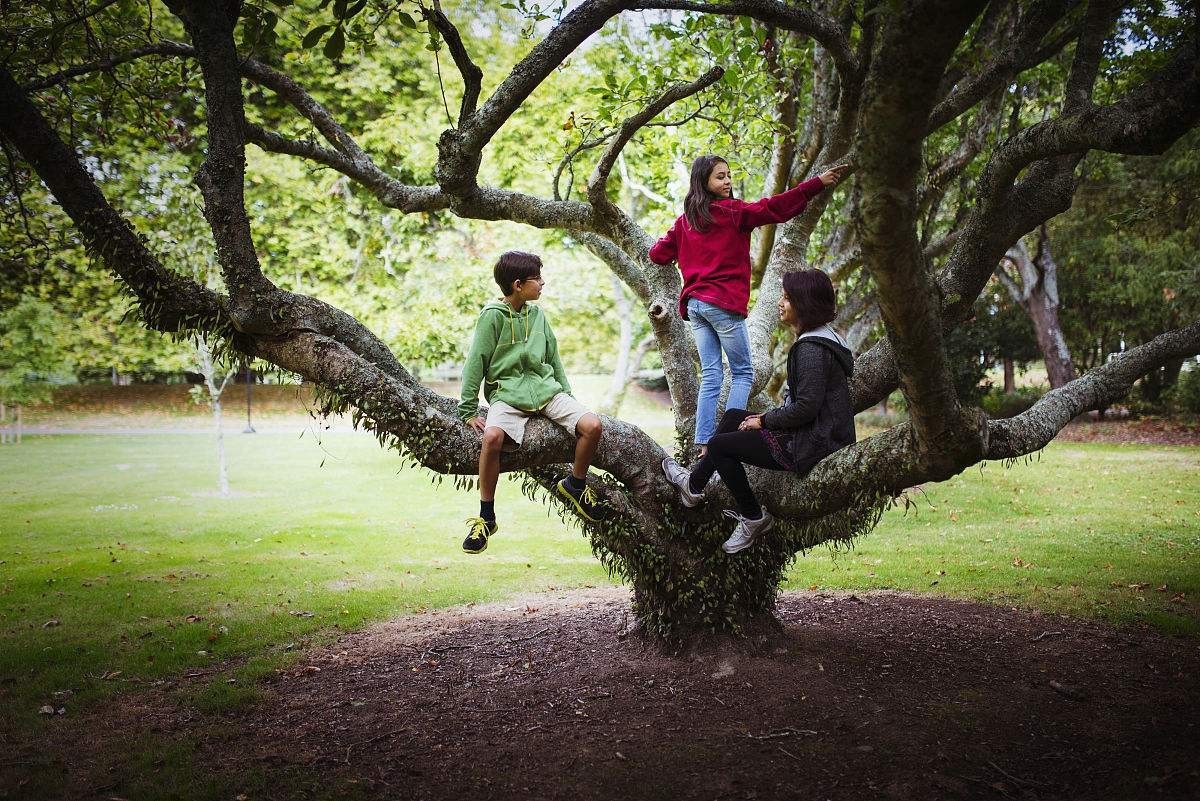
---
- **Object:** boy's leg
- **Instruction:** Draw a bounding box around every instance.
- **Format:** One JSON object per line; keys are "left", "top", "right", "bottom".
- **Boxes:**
{"left": 543, "top": 395, "right": 606, "bottom": 522}
{"left": 478, "top": 426, "right": 506, "bottom": 504}
{"left": 464, "top": 404, "right": 526, "bottom": 554}
{"left": 571, "top": 412, "right": 602, "bottom": 479}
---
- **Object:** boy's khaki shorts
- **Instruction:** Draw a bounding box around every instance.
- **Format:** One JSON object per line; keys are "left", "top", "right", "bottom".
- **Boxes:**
{"left": 484, "top": 393, "right": 591, "bottom": 449}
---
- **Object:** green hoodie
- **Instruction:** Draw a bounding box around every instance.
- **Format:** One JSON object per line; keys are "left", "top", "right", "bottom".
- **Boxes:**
{"left": 458, "top": 300, "right": 573, "bottom": 421}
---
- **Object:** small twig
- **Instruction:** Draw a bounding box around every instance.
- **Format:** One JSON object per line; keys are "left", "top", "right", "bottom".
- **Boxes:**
{"left": 502, "top": 627, "right": 550, "bottom": 645}
{"left": 777, "top": 746, "right": 802, "bottom": 762}
{"left": 1031, "top": 630, "right": 1063, "bottom": 642}
{"left": 748, "top": 727, "right": 818, "bottom": 740}
{"left": 987, "top": 759, "right": 1042, "bottom": 787}
{"left": 182, "top": 667, "right": 227, "bottom": 678}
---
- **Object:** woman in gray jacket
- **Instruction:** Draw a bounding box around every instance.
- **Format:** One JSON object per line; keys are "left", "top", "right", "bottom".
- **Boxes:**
{"left": 662, "top": 269, "right": 856, "bottom": 554}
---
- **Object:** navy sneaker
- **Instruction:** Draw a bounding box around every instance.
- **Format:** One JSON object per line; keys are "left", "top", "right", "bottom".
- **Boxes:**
{"left": 556, "top": 479, "right": 606, "bottom": 522}
{"left": 462, "top": 517, "right": 498, "bottom": 554}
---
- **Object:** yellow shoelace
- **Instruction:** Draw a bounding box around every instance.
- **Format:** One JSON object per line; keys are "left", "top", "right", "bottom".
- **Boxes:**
{"left": 464, "top": 516, "right": 492, "bottom": 537}
{"left": 580, "top": 486, "right": 599, "bottom": 507}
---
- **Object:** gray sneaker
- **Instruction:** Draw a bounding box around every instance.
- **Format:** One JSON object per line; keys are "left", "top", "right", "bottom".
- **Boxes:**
{"left": 721, "top": 509, "right": 773, "bottom": 554}
{"left": 661, "top": 457, "right": 704, "bottom": 508}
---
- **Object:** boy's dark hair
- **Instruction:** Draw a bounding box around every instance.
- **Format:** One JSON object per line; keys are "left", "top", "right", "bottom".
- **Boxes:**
{"left": 494, "top": 251, "right": 543, "bottom": 295}
{"left": 782, "top": 269, "right": 837, "bottom": 332}
{"left": 684, "top": 154, "right": 728, "bottom": 233}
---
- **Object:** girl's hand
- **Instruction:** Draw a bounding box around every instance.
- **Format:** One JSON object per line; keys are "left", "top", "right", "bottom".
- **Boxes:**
{"left": 738, "top": 414, "right": 763, "bottom": 431}
{"left": 469, "top": 416, "right": 487, "bottom": 433}
{"left": 819, "top": 163, "right": 849, "bottom": 186}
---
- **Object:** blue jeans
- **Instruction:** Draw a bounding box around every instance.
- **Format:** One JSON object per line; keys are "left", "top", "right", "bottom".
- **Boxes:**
{"left": 687, "top": 297, "right": 753, "bottom": 445}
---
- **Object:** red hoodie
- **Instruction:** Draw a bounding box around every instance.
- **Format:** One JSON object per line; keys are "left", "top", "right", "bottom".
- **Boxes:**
{"left": 648, "top": 176, "right": 827, "bottom": 320}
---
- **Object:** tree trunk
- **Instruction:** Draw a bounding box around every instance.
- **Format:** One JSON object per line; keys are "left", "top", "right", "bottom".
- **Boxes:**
{"left": 1003, "top": 357, "right": 1015, "bottom": 394}
{"left": 601, "top": 274, "right": 636, "bottom": 415}
{"left": 998, "top": 228, "right": 1077, "bottom": 389}
{"left": 213, "top": 396, "right": 229, "bottom": 497}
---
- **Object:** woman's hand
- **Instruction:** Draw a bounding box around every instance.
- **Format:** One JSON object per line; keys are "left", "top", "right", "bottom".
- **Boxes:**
{"left": 818, "top": 163, "right": 850, "bottom": 187}
{"left": 469, "top": 416, "right": 487, "bottom": 433}
{"left": 738, "top": 414, "right": 763, "bottom": 431}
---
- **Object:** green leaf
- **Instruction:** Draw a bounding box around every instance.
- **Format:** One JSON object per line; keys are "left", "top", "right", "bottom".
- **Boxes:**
{"left": 333, "top": 0, "right": 348, "bottom": 18}
{"left": 396, "top": 11, "right": 417, "bottom": 28}
{"left": 324, "top": 24, "right": 346, "bottom": 59}
{"left": 346, "top": 0, "right": 368, "bottom": 18}
{"left": 302, "top": 24, "right": 332, "bottom": 48}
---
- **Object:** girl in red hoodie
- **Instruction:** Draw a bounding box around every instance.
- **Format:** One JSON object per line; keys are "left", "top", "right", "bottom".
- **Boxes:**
{"left": 648, "top": 155, "right": 847, "bottom": 454}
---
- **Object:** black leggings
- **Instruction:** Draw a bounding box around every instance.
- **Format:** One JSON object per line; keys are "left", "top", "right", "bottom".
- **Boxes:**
{"left": 688, "top": 409, "right": 787, "bottom": 519}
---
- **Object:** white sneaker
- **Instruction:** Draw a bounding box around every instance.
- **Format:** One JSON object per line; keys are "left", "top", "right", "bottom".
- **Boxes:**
{"left": 721, "top": 509, "right": 773, "bottom": 554}
{"left": 661, "top": 457, "right": 704, "bottom": 508}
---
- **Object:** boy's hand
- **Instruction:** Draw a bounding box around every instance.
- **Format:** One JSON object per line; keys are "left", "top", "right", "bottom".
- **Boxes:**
{"left": 818, "top": 163, "right": 849, "bottom": 186}
{"left": 468, "top": 416, "right": 486, "bottom": 433}
{"left": 738, "top": 414, "right": 763, "bottom": 431}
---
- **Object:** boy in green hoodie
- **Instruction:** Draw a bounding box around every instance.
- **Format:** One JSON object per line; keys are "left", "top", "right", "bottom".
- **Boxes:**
{"left": 457, "top": 251, "right": 605, "bottom": 554}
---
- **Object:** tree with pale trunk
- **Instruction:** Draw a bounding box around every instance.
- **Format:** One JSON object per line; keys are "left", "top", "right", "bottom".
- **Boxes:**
{"left": 2, "top": 0, "right": 1198, "bottom": 643}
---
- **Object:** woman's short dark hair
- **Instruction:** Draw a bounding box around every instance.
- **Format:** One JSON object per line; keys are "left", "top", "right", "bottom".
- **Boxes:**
{"left": 494, "top": 251, "right": 543, "bottom": 295}
{"left": 782, "top": 269, "right": 837, "bottom": 331}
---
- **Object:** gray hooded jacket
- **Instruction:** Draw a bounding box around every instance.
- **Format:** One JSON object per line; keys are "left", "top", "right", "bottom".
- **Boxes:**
{"left": 759, "top": 325, "right": 856, "bottom": 475}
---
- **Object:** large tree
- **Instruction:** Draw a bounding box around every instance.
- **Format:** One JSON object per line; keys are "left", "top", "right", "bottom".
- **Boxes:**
{"left": 2, "top": 0, "right": 1198, "bottom": 642}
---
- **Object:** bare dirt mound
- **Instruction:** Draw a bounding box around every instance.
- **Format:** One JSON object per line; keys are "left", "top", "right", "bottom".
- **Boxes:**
{"left": 17, "top": 589, "right": 1200, "bottom": 800}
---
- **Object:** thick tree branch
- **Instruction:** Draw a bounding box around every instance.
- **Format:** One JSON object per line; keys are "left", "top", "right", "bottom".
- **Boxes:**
{"left": 165, "top": 1, "right": 273, "bottom": 308}
{"left": 553, "top": 107, "right": 706, "bottom": 202}
{"left": 421, "top": 2, "right": 484, "bottom": 124}
{"left": 464, "top": 0, "right": 855, "bottom": 157}
{"left": 24, "top": 39, "right": 445, "bottom": 215}
{"left": 986, "top": 321, "right": 1200, "bottom": 459}
{"left": 22, "top": 41, "right": 190, "bottom": 92}
{"left": 636, "top": 0, "right": 858, "bottom": 79}
{"left": 927, "top": 0, "right": 1079, "bottom": 133}
{"left": 853, "top": 0, "right": 988, "bottom": 466}
{"left": 984, "top": 43, "right": 1200, "bottom": 194}
{"left": 587, "top": 66, "right": 724, "bottom": 209}
{"left": 0, "top": 66, "right": 224, "bottom": 333}
{"left": 850, "top": 28, "right": 1200, "bottom": 414}
{"left": 1063, "top": 0, "right": 1121, "bottom": 114}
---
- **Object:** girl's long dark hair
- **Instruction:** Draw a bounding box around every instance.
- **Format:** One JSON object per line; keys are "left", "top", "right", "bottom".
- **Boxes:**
{"left": 684, "top": 154, "right": 728, "bottom": 233}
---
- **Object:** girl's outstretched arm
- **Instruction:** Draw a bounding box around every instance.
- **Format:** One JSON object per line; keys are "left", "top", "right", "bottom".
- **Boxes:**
{"left": 648, "top": 219, "right": 679, "bottom": 264}
{"left": 735, "top": 165, "right": 849, "bottom": 231}
{"left": 734, "top": 176, "right": 827, "bottom": 231}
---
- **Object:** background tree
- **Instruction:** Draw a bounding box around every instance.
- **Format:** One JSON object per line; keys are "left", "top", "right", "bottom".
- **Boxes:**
{"left": 0, "top": 298, "right": 73, "bottom": 443}
{"left": 2, "top": 0, "right": 1198, "bottom": 643}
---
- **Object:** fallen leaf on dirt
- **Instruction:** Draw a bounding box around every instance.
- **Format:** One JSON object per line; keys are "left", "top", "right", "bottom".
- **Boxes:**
{"left": 38, "top": 705, "right": 55, "bottom": 715}
{"left": 185, "top": 614, "right": 202, "bottom": 623}
{"left": 290, "top": 610, "right": 315, "bottom": 618}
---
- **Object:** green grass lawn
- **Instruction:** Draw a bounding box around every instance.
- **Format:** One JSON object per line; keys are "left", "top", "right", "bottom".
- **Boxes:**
{"left": 1, "top": 424, "right": 1198, "bottom": 735}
